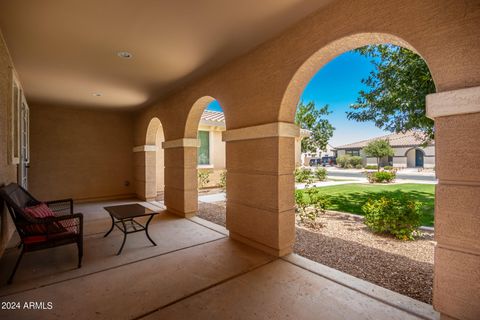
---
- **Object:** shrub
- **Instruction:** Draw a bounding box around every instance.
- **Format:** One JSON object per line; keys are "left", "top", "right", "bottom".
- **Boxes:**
{"left": 349, "top": 156, "right": 363, "bottom": 167}
{"left": 336, "top": 155, "right": 351, "bottom": 168}
{"left": 337, "top": 155, "right": 363, "bottom": 168}
{"left": 198, "top": 170, "right": 211, "bottom": 188}
{"left": 366, "top": 171, "right": 396, "bottom": 183}
{"left": 295, "top": 188, "right": 329, "bottom": 225}
{"left": 295, "top": 168, "right": 313, "bottom": 184}
{"left": 383, "top": 165, "right": 393, "bottom": 170}
{"left": 314, "top": 168, "right": 327, "bottom": 181}
{"left": 365, "top": 165, "right": 378, "bottom": 170}
{"left": 219, "top": 170, "right": 227, "bottom": 190}
{"left": 355, "top": 164, "right": 363, "bottom": 169}
{"left": 362, "top": 195, "right": 422, "bottom": 240}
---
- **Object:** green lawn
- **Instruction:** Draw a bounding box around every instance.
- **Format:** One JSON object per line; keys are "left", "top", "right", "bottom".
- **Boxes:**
{"left": 314, "top": 183, "right": 435, "bottom": 226}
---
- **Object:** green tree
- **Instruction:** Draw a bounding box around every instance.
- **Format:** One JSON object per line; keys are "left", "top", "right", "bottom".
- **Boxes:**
{"left": 295, "top": 101, "right": 335, "bottom": 153}
{"left": 347, "top": 45, "right": 436, "bottom": 143}
{"left": 363, "top": 139, "right": 394, "bottom": 171}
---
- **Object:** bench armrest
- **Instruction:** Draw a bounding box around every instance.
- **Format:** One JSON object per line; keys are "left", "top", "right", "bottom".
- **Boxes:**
{"left": 46, "top": 198, "right": 74, "bottom": 215}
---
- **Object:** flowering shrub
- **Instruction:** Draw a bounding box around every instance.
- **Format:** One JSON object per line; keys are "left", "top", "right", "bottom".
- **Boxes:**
{"left": 198, "top": 170, "right": 211, "bottom": 188}
{"left": 294, "top": 188, "right": 329, "bottom": 226}
{"left": 219, "top": 170, "right": 227, "bottom": 190}
{"left": 295, "top": 168, "right": 313, "bottom": 183}
{"left": 362, "top": 195, "right": 421, "bottom": 240}
{"left": 314, "top": 168, "right": 327, "bottom": 181}
{"left": 366, "top": 170, "right": 396, "bottom": 183}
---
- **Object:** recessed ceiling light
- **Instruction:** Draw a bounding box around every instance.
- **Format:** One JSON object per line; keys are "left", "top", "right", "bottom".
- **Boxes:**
{"left": 117, "top": 51, "right": 133, "bottom": 59}
{"left": 92, "top": 92, "right": 102, "bottom": 97}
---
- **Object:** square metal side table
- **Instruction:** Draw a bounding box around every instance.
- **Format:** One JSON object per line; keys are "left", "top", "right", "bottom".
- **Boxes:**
{"left": 103, "top": 203, "right": 159, "bottom": 255}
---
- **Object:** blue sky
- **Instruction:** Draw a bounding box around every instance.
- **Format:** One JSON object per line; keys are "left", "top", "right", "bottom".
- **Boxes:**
{"left": 207, "top": 50, "right": 389, "bottom": 146}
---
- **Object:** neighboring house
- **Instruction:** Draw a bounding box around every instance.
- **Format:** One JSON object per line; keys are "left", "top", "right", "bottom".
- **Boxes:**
{"left": 200, "top": 111, "right": 306, "bottom": 185}
{"left": 335, "top": 131, "right": 435, "bottom": 168}
{"left": 197, "top": 110, "right": 226, "bottom": 187}
{"left": 301, "top": 143, "right": 336, "bottom": 166}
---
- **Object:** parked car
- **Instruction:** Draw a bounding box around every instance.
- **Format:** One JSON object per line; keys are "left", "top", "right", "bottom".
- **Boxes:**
{"left": 321, "top": 156, "right": 336, "bottom": 166}
{"left": 309, "top": 158, "right": 322, "bottom": 167}
{"left": 309, "top": 157, "right": 336, "bottom": 167}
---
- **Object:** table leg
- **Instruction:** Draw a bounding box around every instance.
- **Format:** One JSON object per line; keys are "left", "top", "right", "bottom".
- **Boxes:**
{"left": 145, "top": 215, "right": 157, "bottom": 246}
{"left": 104, "top": 213, "right": 115, "bottom": 238}
{"left": 117, "top": 220, "right": 128, "bottom": 255}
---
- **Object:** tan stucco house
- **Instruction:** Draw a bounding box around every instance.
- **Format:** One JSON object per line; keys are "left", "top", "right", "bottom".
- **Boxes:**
{"left": 196, "top": 110, "right": 226, "bottom": 187}
{"left": 301, "top": 143, "right": 336, "bottom": 166}
{"left": 335, "top": 131, "right": 435, "bottom": 168}
{"left": 199, "top": 110, "right": 305, "bottom": 186}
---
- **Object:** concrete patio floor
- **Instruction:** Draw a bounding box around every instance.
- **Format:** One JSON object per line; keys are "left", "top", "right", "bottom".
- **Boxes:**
{"left": 0, "top": 200, "right": 438, "bottom": 320}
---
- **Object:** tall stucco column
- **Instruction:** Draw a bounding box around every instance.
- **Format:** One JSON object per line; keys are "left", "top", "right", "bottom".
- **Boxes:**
{"left": 133, "top": 145, "right": 157, "bottom": 201}
{"left": 223, "top": 122, "right": 299, "bottom": 256}
{"left": 426, "top": 86, "right": 480, "bottom": 320}
{"left": 162, "top": 138, "right": 199, "bottom": 218}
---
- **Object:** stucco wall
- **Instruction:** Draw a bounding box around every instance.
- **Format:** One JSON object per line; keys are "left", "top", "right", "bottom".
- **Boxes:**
{"left": 0, "top": 32, "right": 18, "bottom": 256}
{"left": 29, "top": 105, "right": 135, "bottom": 201}
{"left": 393, "top": 157, "right": 407, "bottom": 168}
{"left": 134, "top": 0, "right": 480, "bottom": 144}
{"left": 394, "top": 145, "right": 435, "bottom": 157}
{"left": 210, "top": 130, "right": 225, "bottom": 169}
{"left": 406, "top": 149, "right": 417, "bottom": 167}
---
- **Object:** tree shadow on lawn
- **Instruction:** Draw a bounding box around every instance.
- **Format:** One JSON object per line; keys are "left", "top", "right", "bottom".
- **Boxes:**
{"left": 294, "top": 228, "right": 433, "bottom": 304}
{"left": 321, "top": 190, "right": 434, "bottom": 226}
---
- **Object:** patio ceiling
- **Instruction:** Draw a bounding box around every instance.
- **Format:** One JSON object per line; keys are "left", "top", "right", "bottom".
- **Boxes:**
{"left": 0, "top": 0, "right": 332, "bottom": 109}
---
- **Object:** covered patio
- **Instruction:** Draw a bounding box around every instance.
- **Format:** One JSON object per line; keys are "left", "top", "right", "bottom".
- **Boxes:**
{"left": 0, "top": 200, "right": 437, "bottom": 320}
{"left": 0, "top": 1, "right": 479, "bottom": 320}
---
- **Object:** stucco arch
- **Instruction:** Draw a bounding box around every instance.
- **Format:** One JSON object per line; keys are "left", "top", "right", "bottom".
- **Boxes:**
{"left": 184, "top": 96, "right": 229, "bottom": 138}
{"left": 135, "top": 117, "right": 165, "bottom": 200}
{"left": 146, "top": 117, "right": 162, "bottom": 145}
{"left": 184, "top": 96, "right": 215, "bottom": 138}
{"left": 279, "top": 32, "right": 437, "bottom": 123}
{"left": 405, "top": 147, "right": 425, "bottom": 168}
{"left": 404, "top": 147, "right": 425, "bottom": 157}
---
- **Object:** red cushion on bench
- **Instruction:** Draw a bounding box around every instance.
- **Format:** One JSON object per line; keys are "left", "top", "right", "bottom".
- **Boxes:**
{"left": 23, "top": 231, "right": 76, "bottom": 245}
{"left": 23, "top": 235, "right": 47, "bottom": 244}
{"left": 23, "top": 203, "right": 56, "bottom": 234}
{"left": 24, "top": 203, "right": 55, "bottom": 218}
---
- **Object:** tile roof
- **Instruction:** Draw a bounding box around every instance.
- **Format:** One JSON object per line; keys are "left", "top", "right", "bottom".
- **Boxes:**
{"left": 335, "top": 131, "right": 434, "bottom": 149}
{"left": 200, "top": 110, "right": 225, "bottom": 127}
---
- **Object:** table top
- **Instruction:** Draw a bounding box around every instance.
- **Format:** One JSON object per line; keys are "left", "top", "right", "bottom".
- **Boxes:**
{"left": 104, "top": 203, "right": 158, "bottom": 220}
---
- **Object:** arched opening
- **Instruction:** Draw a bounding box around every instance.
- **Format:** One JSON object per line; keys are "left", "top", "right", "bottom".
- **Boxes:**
{"left": 143, "top": 117, "right": 165, "bottom": 201}
{"left": 280, "top": 33, "right": 437, "bottom": 122}
{"left": 288, "top": 34, "right": 437, "bottom": 304}
{"left": 186, "top": 97, "right": 227, "bottom": 226}
{"left": 405, "top": 148, "right": 426, "bottom": 168}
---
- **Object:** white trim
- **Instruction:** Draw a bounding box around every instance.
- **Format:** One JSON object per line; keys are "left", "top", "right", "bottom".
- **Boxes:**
{"left": 162, "top": 138, "right": 200, "bottom": 149}
{"left": 222, "top": 122, "right": 300, "bottom": 142}
{"left": 197, "top": 164, "right": 214, "bottom": 169}
{"left": 132, "top": 145, "right": 157, "bottom": 152}
{"left": 426, "top": 86, "right": 480, "bottom": 119}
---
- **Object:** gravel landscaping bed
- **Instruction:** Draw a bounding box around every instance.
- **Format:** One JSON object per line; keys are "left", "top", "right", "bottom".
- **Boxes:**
{"left": 198, "top": 201, "right": 226, "bottom": 227}
{"left": 197, "top": 200, "right": 434, "bottom": 304}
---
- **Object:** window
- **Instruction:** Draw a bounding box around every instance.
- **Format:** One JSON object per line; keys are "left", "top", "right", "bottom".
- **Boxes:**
{"left": 346, "top": 149, "right": 360, "bottom": 156}
{"left": 198, "top": 131, "right": 210, "bottom": 165}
